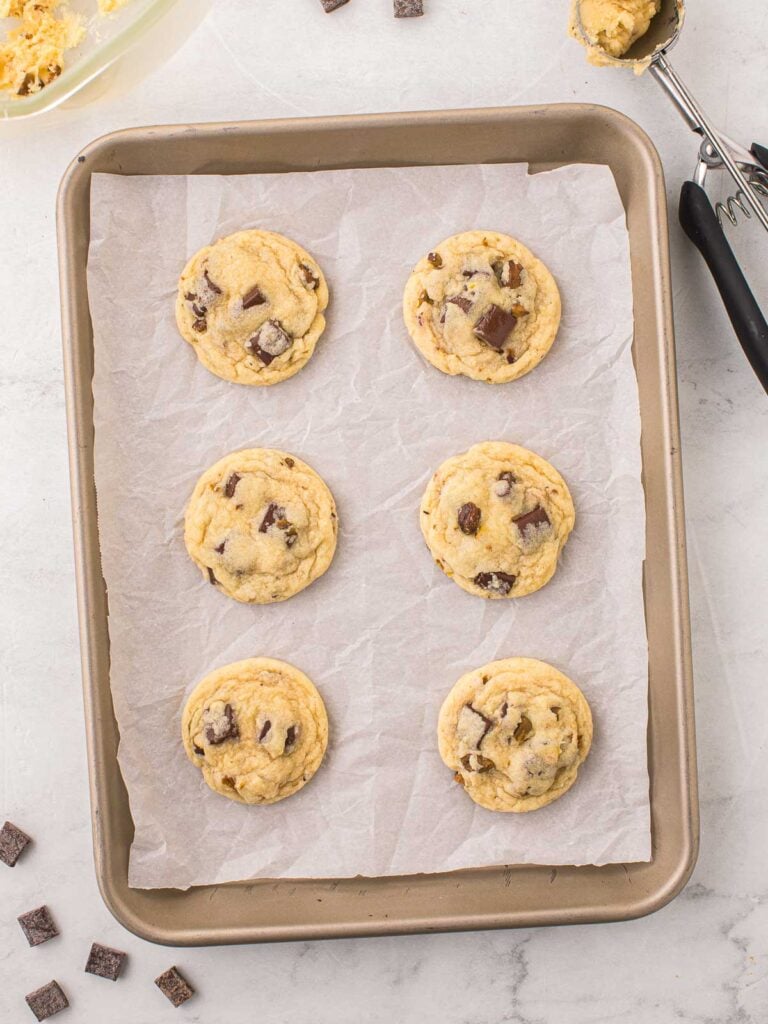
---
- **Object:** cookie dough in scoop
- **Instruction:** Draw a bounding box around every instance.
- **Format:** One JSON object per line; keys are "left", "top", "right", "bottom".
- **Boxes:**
{"left": 570, "top": 0, "right": 660, "bottom": 62}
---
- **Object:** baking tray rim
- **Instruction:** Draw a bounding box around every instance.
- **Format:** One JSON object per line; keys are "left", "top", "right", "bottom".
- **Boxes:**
{"left": 57, "top": 103, "right": 699, "bottom": 945}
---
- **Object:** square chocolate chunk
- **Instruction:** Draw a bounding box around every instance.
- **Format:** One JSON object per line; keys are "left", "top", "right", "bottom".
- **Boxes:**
{"left": 155, "top": 966, "right": 195, "bottom": 1008}
{"left": 25, "top": 980, "right": 68, "bottom": 1021}
{"left": 85, "top": 942, "right": 127, "bottom": 981}
{"left": 394, "top": 0, "right": 423, "bottom": 15}
{"left": 319, "top": 0, "right": 349, "bottom": 10}
{"left": 18, "top": 906, "right": 58, "bottom": 947}
{"left": 0, "top": 820, "right": 32, "bottom": 867}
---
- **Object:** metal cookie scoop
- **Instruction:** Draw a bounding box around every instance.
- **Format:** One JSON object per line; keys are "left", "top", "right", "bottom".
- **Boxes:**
{"left": 573, "top": 0, "right": 768, "bottom": 392}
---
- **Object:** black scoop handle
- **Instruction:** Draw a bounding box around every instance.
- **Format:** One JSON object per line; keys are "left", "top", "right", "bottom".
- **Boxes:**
{"left": 678, "top": 180, "right": 768, "bottom": 393}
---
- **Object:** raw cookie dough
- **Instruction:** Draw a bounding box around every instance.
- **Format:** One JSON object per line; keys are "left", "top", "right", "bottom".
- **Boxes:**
{"left": 438, "top": 657, "right": 593, "bottom": 812}
{"left": 0, "top": 0, "right": 83, "bottom": 97}
{"left": 570, "top": 0, "right": 660, "bottom": 62}
{"left": 182, "top": 657, "right": 329, "bottom": 805}
{"left": 176, "top": 229, "right": 329, "bottom": 386}
{"left": 420, "top": 441, "right": 574, "bottom": 599}
{"left": 403, "top": 230, "right": 561, "bottom": 383}
{"left": 184, "top": 447, "right": 338, "bottom": 604}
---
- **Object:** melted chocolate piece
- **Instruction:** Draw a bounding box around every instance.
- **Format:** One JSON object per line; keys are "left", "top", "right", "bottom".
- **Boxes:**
{"left": 258, "top": 720, "right": 272, "bottom": 741}
{"left": 493, "top": 259, "right": 523, "bottom": 288}
{"left": 494, "top": 471, "right": 517, "bottom": 497}
{"left": 155, "top": 967, "right": 195, "bottom": 1008}
{"left": 203, "top": 703, "right": 239, "bottom": 745}
{"left": 460, "top": 753, "right": 495, "bottom": 774}
{"left": 473, "top": 571, "right": 517, "bottom": 595}
{"left": 242, "top": 285, "right": 267, "bottom": 309}
{"left": 513, "top": 506, "right": 551, "bottom": 538}
{"left": 207, "top": 567, "right": 218, "bottom": 585}
{"left": 191, "top": 302, "right": 207, "bottom": 318}
{"left": 193, "top": 744, "right": 204, "bottom": 757}
{"left": 192, "top": 318, "right": 207, "bottom": 333}
{"left": 427, "top": 251, "right": 443, "bottom": 268}
{"left": 513, "top": 714, "right": 533, "bottom": 743}
{"left": 203, "top": 269, "right": 222, "bottom": 295}
{"left": 214, "top": 541, "right": 226, "bottom": 555}
{"left": 300, "top": 263, "right": 319, "bottom": 288}
{"left": 224, "top": 472, "right": 241, "bottom": 498}
{"left": 284, "top": 457, "right": 295, "bottom": 468}
{"left": 472, "top": 305, "right": 518, "bottom": 350}
{"left": 457, "top": 502, "right": 481, "bottom": 536}
{"left": 259, "top": 502, "right": 286, "bottom": 533}
{"left": 245, "top": 320, "right": 292, "bottom": 366}
{"left": 446, "top": 295, "right": 473, "bottom": 314}
{"left": 17, "top": 72, "right": 37, "bottom": 96}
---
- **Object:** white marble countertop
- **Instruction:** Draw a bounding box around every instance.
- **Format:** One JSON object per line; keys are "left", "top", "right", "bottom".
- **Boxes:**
{"left": 1, "top": 1, "right": 766, "bottom": 1021}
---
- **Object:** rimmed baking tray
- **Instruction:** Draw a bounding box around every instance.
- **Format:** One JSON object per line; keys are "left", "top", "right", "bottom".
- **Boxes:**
{"left": 57, "top": 104, "right": 698, "bottom": 946}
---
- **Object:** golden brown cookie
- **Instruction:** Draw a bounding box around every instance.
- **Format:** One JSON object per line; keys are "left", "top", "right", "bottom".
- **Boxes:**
{"left": 176, "top": 229, "right": 329, "bottom": 386}
{"left": 420, "top": 441, "right": 575, "bottom": 599}
{"left": 403, "top": 230, "right": 561, "bottom": 383}
{"left": 182, "top": 657, "right": 329, "bottom": 805}
{"left": 438, "top": 657, "right": 593, "bottom": 812}
{"left": 184, "top": 448, "right": 338, "bottom": 604}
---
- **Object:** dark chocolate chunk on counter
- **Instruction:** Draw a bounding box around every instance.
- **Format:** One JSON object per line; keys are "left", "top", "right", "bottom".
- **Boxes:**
{"left": 473, "top": 304, "right": 518, "bottom": 350}
{"left": 513, "top": 505, "right": 551, "bottom": 538}
{"left": 394, "top": 0, "right": 423, "bottom": 15}
{"left": 85, "top": 942, "right": 127, "bottom": 981}
{"left": 155, "top": 966, "right": 195, "bottom": 1008}
{"left": 25, "top": 981, "right": 68, "bottom": 1021}
{"left": 473, "top": 571, "right": 517, "bottom": 595}
{"left": 319, "top": 0, "right": 350, "bottom": 9}
{"left": 0, "top": 820, "right": 32, "bottom": 867}
{"left": 18, "top": 906, "right": 58, "bottom": 947}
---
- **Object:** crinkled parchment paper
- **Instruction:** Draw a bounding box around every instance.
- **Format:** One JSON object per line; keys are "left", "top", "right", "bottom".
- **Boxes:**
{"left": 87, "top": 162, "right": 650, "bottom": 889}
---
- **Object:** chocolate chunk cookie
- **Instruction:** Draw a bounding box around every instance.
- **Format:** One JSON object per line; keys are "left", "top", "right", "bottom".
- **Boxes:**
{"left": 176, "top": 229, "right": 329, "bottom": 386}
{"left": 438, "top": 657, "right": 593, "bottom": 812}
{"left": 403, "top": 230, "right": 561, "bottom": 382}
{"left": 184, "top": 448, "right": 338, "bottom": 604}
{"left": 182, "top": 658, "right": 329, "bottom": 805}
{"left": 420, "top": 441, "right": 574, "bottom": 599}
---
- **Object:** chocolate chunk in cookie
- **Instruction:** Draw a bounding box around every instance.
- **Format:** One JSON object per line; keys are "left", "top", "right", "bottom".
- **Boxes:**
{"left": 513, "top": 506, "right": 551, "bottom": 539}
{"left": 245, "top": 320, "right": 292, "bottom": 365}
{"left": 192, "top": 318, "right": 207, "bottom": 333}
{"left": 427, "top": 251, "right": 443, "bottom": 268}
{"left": 473, "top": 571, "right": 517, "bottom": 595}
{"left": 513, "top": 714, "right": 533, "bottom": 743}
{"left": 457, "top": 704, "right": 493, "bottom": 749}
{"left": 0, "top": 820, "right": 31, "bottom": 867}
{"left": 203, "top": 703, "right": 239, "bottom": 745}
{"left": 446, "top": 295, "right": 473, "bottom": 314}
{"left": 457, "top": 502, "right": 481, "bottom": 536}
{"left": 155, "top": 966, "right": 195, "bottom": 1008}
{"left": 242, "top": 285, "right": 267, "bottom": 309}
{"left": 284, "top": 724, "right": 300, "bottom": 752}
{"left": 494, "top": 471, "right": 517, "bottom": 497}
{"left": 493, "top": 259, "right": 524, "bottom": 288}
{"left": 18, "top": 906, "right": 58, "bottom": 947}
{"left": 223, "top": 472, "right": 241, "bottom": 498}
{"left": 473, "top": 305, "right": 518, "bottom": 350}
{"left": 300, "top": 264, "right": 319, "bottom": 289}
{"left": 258, "top": 719, "right": 272, "bottom": 741}
{"left": 259, "top": 502, "right": 286, "bottom": 533}
{"left": 85, "top": 942, "right": 127, "bottom": 981}
{"left": 25, "top": 981, "right": 68, "bottom": 1021}
{"left": 460, "top": 752, "right": 495, "bottom": 773}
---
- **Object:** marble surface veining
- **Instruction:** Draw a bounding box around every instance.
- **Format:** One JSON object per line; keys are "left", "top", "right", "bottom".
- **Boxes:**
{"left": 0, "top": 1, "right": 766, "bottom": 1020}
